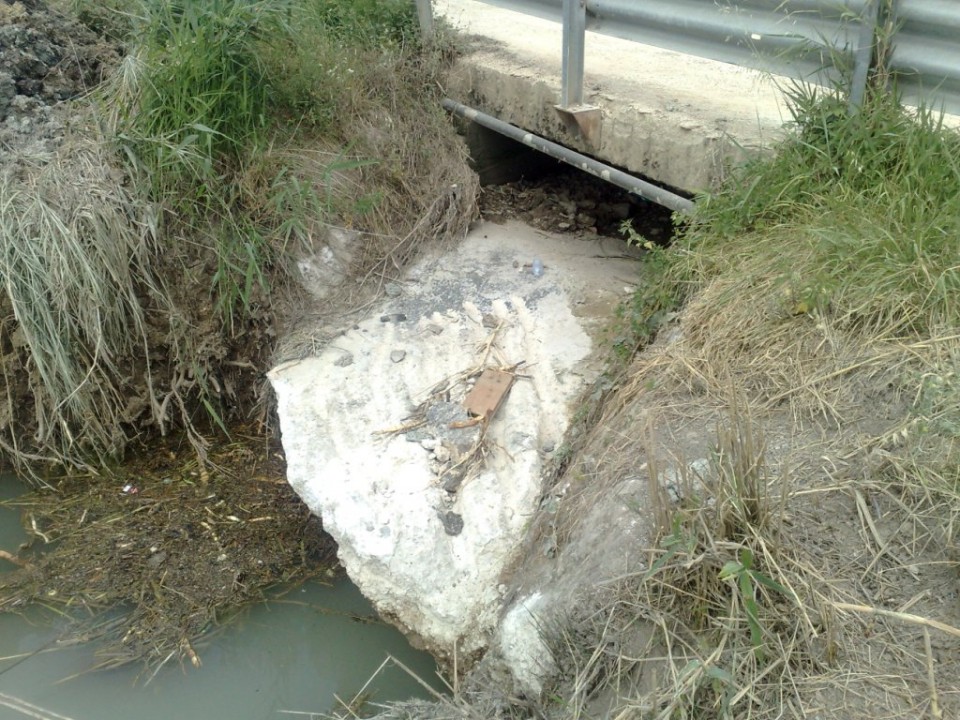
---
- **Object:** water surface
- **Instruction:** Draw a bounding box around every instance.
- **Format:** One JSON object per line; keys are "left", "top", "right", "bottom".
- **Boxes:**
{"left": 0, "top": 474, "right": 441, "bottom": 720}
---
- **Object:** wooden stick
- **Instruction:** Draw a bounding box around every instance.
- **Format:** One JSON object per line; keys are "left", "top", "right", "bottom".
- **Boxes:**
{"left": 0, "top": 550, "right": 23, "bottom": 567}
{"left": 924, "top": 627, "right": 942, "bottom": 720}
{"left": 832, "top": 602, "right": 960, "bottom": 639}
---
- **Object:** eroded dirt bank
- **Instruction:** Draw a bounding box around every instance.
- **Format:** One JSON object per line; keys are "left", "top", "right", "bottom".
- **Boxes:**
{"left": 0, "top": 1, "right": 338, "bottom": 668}
{"left": 0, "top": 0, "right": 475, "bottom": 673}
{"left": 2, "top": 4, "right": 957, "bottom": 718}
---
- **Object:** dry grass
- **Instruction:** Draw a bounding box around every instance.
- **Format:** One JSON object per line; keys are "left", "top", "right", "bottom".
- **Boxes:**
{"left": 0, "top": 131, "right": 164, "bottom": 470}
{"left": 366, "top": 88, "right": 960, "bottom": 720}
{"left": 0, "top": 0, "right": 478, "bottom": 474}
{"left": 520, "top": 383, "right": 958, "bottom": 720}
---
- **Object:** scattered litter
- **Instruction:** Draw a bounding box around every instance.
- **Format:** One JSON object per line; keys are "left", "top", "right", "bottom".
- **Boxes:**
{"left": 464, "top": 368, "right": 515, "bottom": 420}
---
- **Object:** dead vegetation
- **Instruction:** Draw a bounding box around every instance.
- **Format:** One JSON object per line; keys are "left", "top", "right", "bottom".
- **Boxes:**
{"left": 0, "top": 0, "right": 476, "bottom": 674}
{"left": 359, "top": 87, "right": 960, "bottom": 719}
{"left": 0, "top": 433, "right": 336, "bottom": 676}
{"left": 0, "top": 0, "right": 478, "bottom": 477}
{"left": 525, "top": 87, "right": 960, "bottom": 718}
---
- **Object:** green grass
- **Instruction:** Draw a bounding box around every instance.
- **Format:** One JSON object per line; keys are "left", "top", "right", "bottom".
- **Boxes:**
{"left": 310, "top": 0, "right": 418, "bottom": 47}
{"left": 666, "top": 86, "right": 960, "bottom": 338}
{"left": 1, "top": 0, "right": 473, "bottom": 471}
{"left": 95, "top": 0, "right": 426, "bottom": 326}
{"left": 124, "top": 0, "right": 292, "bottom": 162}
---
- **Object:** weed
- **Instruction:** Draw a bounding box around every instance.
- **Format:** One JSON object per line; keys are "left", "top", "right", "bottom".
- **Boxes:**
{"left": 719, "top": 547, "right": 792, "bottom": 661}
{"left": 122, "top": 0, "right": 294, "bottom": 165}
{"left": 623, "top": 407, "right": 805, "bottom": 718}
{"left": 1, "top": 0, "right": 477, "bottom": 471}
{"left": 612, "top": 219, "right": 681, "bottom": 358}
{"left": 672, "top": 86, "right": 960, "bottom": 336}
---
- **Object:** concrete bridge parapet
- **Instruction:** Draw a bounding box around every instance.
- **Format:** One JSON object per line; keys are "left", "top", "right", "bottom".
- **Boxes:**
{"left": 436, "top": 0, "right": 789, "bottom": 194}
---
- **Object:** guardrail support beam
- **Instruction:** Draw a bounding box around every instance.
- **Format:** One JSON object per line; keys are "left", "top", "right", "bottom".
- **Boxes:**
{"left": 848, "top": 0, "right": 881, "bottom": 114}
{"left": 556, "top": 0, "right": 601, "bottom": 147}
{"left": 415, "top": 0, "right": 434, "bottom": 41}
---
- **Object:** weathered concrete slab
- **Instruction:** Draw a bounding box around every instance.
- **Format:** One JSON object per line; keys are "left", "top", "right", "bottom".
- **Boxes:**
{"left": 436, "top": 0, "right": 789, "bottom": 193}
{"left": 268, "top": 221, "right": 642, "bottom": 658}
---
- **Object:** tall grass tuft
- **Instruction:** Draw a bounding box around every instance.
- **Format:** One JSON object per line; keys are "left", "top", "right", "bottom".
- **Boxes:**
{"left": 668, "top": 86, "right": 960, "bottom": 338}
{"left": 120, "top": 0, "right": 294, "bottom": 167}
{"left": 0, "top": 138, "right": 161, "bottom": 465}
{"left": 101, "top": 0, "right": 311, "bottom": 326}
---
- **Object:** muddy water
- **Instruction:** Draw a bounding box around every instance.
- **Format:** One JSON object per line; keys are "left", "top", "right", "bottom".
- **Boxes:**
{"left": 0, "top": 475, "right": 440, "bottom": 720}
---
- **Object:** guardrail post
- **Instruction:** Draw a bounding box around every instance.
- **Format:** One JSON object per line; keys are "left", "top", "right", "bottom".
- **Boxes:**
{"left": 848, "top": 0, "right": 880, "bottom": 113}
{"left": 561, "top": 0, "right": 586, "bottom": 106}
{"left": 556, "top": 0, "right": 601, "bottom": 146}
{"left": 415, "top": 0, "right": 434, "bottom": 41}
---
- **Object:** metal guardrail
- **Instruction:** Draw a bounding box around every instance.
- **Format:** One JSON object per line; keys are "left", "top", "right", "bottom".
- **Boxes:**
{"left": 457, "top": 0, "right": 960, "bottom": 116}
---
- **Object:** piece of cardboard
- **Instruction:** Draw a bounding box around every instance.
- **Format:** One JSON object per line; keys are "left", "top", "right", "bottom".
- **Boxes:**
{"left": 463, "top": 368, "right": 514, "bottom": 419}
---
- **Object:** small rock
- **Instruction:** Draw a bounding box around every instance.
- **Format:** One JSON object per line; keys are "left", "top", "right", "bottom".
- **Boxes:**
{"left": 426, "top": 323, "right": 444, "bottom": 335}
{"left": 434, "top": 444, "right": 451, "bottom": 463}
{"left": 664, "top": 482, "right": 682, "bottom": 504}
{"left": 557, "top": 221, "right": 571, "bottom": 230}
{"left": 443, "top": 471, "right": 465, "bottom": 494}
{"left": 384, "top": 282, "right": 402, "bottom": 297}
{"left": 420, "top": 438, "right": 438, "bottom": 451}
{"left": 334, "top": 353, "right": 354, "bottom": 367}
{"left": 390, "top": 349, "right": 406, "bottom": 363}
{"left": 439, "top": 511, "right": 464, "bottom": 536}
{"left": 380, "top": 313, "right": 407, "bottom": 323}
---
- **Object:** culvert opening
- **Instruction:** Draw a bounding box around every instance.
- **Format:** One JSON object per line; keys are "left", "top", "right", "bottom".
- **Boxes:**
{"left": 460, "top": 119, "right": 682, "bottom": 245}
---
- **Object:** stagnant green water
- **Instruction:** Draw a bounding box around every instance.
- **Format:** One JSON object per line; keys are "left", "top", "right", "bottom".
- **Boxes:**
{"left": 0, "top": 475, "right": 440, "bottom": 720}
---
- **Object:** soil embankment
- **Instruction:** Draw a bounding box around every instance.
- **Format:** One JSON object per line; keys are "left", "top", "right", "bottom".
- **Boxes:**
{"left": 0, "top": 0, "right": 475, "bottom": 672}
